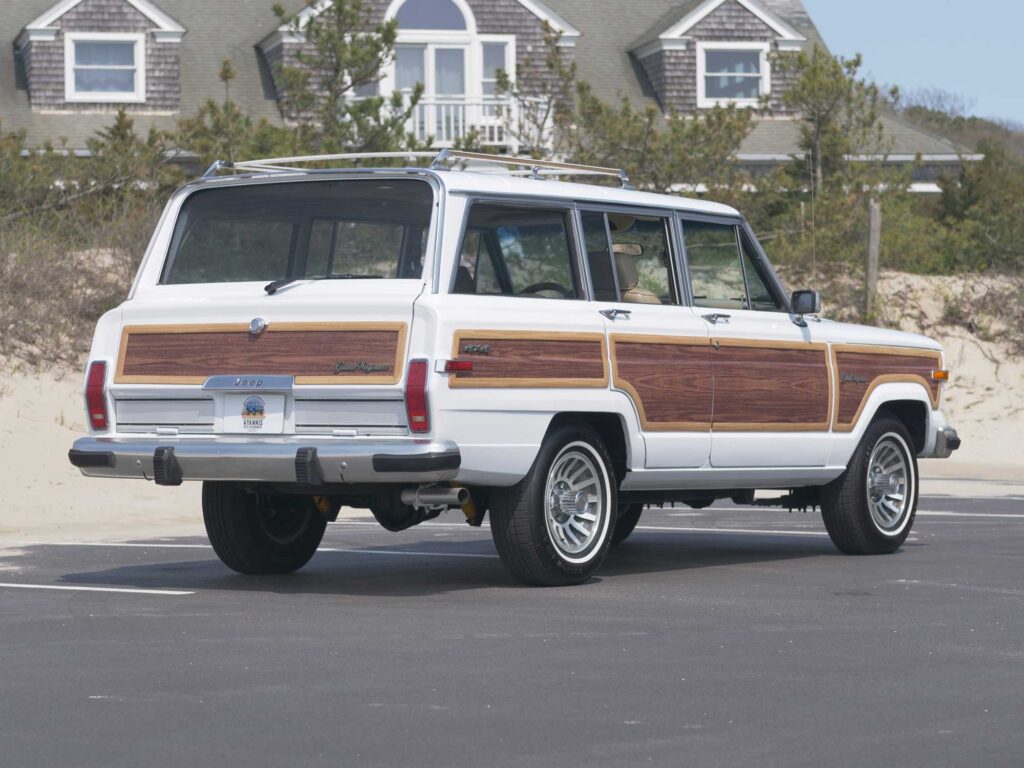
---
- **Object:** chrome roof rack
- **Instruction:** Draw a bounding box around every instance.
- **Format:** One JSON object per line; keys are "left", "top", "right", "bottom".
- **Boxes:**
{"left": 431, "top": 149, "right": 633, "bottom": 188}
{"left": 203, "top": 149, "right": 633, "bottom": 189}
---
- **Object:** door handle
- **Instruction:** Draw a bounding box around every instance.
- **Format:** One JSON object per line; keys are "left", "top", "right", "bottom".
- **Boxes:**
{"left": 701, "top": 313, "right": 731, "bottom": 324}
{"left": 599, "top": 309, "right": 632, "bottom": 321}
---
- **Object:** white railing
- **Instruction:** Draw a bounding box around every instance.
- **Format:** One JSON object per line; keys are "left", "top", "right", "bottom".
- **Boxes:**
{"left": 407, "top": 98, "right": 551, "bottom": 154}
{"left": 407, "top": 98, "right": 515, "bottom": 150}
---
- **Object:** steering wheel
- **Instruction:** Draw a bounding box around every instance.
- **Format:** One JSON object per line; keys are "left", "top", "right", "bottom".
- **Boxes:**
{"left": 519, "top": 281, "right": 574, "bottom": 298}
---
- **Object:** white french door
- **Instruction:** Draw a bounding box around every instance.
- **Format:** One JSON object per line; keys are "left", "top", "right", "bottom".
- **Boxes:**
{"left": 395, "top": 44, "right": 467, "bottom": 142}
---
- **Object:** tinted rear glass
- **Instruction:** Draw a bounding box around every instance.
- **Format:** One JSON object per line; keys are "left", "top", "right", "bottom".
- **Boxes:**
{"left": 161, "top": 179, "right": 433, "bottom": 284}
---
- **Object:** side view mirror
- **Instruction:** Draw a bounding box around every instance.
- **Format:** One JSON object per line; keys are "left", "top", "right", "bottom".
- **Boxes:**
{"left": 791, "top": 289, "right": 821, "bottom": 316}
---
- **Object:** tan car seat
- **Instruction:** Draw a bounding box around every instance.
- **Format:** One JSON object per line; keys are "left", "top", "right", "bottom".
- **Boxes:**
{"left": 613, "top": 249, "right": 661, "bottom": 305}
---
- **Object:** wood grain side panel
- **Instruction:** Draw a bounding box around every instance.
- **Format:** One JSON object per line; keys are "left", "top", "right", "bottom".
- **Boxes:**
{"left": 711, "top": 343, "right": 832, "bottom": 431}
{"left": 116, "top": 323, "right": 407, "bottom": 385}
{"left": 611, "top": 335, "right": 713, "bottom": 431}
{"left": 449, "top": 331, "right": 608, "bottom": 389}
{"left": 833, "top": 346, "right": 942, "bottom": 430}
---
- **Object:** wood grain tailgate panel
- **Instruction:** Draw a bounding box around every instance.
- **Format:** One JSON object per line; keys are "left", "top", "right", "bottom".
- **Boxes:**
{"left": 449, "top": 332, "right": 607, "bottom": 388}
{"left": 612, "top": 337, "right": 713, "bottom": 430}
{"left": 712, "top": 343, "right": 832, "bottom": 430}
{"left": 116, "top": 323, "right": 406, "bottom": 385}
{"left": 834, "top": 347, "right": 941, "bottom": 430}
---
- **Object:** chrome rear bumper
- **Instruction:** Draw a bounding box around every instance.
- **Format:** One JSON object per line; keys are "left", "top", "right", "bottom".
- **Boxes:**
{"left": 69, "top": 436, "right": 460, "bottom": 485}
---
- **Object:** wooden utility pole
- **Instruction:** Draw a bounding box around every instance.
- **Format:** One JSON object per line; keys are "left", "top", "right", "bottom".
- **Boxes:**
{"left": 866, "top": 199, "right": 881, "bottom": 317}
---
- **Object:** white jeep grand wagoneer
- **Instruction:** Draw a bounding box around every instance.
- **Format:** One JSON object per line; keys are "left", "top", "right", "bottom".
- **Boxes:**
{"left": 69, "top": 151, "right": 961, "bottom": 586}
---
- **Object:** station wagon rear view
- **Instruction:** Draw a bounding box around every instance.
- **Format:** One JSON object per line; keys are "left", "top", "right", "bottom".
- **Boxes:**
{"left": 69, "top": 151, "right": 961, "bottom": 586}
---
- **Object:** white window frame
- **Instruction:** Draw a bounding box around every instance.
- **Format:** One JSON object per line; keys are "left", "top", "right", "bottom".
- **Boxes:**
{"left": 696, "top": 41, "right": 770, "bottom": 109}
{"left": 379, "top": 0, "right": 515, "bottom": 101}
{"left": 64, "top": 32, "right": 146, "bottom": 104}
{"left": 479, "top": 34, "right": 516, "bottom": 100}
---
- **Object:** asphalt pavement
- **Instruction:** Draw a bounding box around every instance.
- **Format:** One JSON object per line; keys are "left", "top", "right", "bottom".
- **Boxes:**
{"left": 2, "top": 494, "right": 1022, "bottom": 767}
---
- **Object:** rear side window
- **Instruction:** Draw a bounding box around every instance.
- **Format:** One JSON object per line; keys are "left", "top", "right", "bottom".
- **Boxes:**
{"left": 161, "top": 179, "right": 433, "bottom": 284}
{"left": 581, "top": 211, "right": 679, "bottom": 305}
{"left": 453, "top": 204, "right": 579, "bottom": 300}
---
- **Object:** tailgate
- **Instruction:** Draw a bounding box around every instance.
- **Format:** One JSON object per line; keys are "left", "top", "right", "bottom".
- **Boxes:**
{"left": 109, "top": 282, "right": 420, "bottom": 437}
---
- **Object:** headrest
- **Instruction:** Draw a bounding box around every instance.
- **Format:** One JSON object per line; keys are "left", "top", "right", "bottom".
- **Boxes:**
{"left": 614, "top": 252, "right": 639, "bottom": 290}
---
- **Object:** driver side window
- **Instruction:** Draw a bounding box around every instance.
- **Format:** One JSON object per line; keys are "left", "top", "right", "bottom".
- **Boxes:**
{"left": 453, "top": 204, "right": 579, "bottom": 300}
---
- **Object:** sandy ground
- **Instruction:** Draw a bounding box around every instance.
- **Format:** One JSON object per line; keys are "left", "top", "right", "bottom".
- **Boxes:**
{"left": 875, "top": 271, "right": 1024, "bottom": 482}
{"left": 1, "top": 273, "right": 1021, "bottom": 545}
{"left": 0, "top": 369, "right": 204, "bottom": 545}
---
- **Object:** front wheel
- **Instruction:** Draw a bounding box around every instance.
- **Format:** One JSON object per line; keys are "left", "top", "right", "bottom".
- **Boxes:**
{"left": 203, "top": 482, "right": 327, "bottom": 574}
{"left": 489, "top": 423, "right": 617, "bottom": 586}
{"left": 821, "top": 417, "right": 919, "bottom": 555}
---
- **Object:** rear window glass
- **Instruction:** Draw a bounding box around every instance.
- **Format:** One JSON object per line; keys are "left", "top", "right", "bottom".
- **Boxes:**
{"left": 161, "top": 179, "right": 433, "bottom": 284}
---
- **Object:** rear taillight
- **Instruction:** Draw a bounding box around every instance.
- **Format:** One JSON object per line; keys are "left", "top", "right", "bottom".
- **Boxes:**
{"left": 405, "top": 360, "right": 430, "bottom": 434}
{"left": 85, "top": 361, "right": 109, "bottom": 431}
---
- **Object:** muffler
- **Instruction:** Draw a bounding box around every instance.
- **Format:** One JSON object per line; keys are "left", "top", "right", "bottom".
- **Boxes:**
{"left": 401, "top": 485, "right": 470, "bottom": 509}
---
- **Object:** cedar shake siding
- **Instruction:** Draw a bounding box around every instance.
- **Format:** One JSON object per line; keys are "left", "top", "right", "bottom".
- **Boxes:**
{"left": 636, "top": 0, "right": 798, "bottom": 115}
{"left": 474, "top": 0, "right": 574, "bottom": 97}
{"left": 18, "top": 0, "right": 181, "bottom": 114}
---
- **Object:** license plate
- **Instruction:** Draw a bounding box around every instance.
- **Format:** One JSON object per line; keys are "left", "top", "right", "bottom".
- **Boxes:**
{"left": 223, "top": 393, "right": 285, "bottom": 434}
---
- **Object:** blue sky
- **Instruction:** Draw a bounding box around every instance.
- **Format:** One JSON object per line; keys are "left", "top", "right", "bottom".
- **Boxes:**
{"left": 801, "top": 0, "right": 1024, "bottom": 124}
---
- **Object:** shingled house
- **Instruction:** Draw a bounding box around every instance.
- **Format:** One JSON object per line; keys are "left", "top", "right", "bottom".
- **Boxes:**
{"left": 1, "top": 0, "right": 974, "bottom": 188}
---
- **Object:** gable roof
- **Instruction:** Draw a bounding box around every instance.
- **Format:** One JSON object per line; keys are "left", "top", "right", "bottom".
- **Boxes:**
{"left": 631, "top": 0, "right": 809, "bottom": 56}
{"left": 541, "top": 0, "right": 825, "bottom": 107}
{"left": 17, "top": 0, "right": 185, "bottom": 45}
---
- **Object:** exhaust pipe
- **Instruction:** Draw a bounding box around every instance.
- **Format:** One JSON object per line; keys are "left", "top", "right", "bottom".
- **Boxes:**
{"left": 401, "top": 485, "right": 470, "bottom": 509}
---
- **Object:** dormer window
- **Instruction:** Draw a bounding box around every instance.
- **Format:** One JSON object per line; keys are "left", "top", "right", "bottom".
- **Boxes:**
{"left": 696, "top": 42, "right": 770, "bottom": 108}
{"left": 64, "top": 33, "right": 146, "bottom": 103}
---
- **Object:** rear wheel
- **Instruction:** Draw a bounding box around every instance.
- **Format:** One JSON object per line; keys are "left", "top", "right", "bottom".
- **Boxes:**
{"left": 821, "top": 417, "right": 919, "bottom": 555}
{"left": 203, "top": 482, "right": 327, "bottom": 574}
{"left": 612, "top": 503, "right": 643, "bottom": 546}
{"left": 490, "top": 423, "right": 616, "bottom": 586}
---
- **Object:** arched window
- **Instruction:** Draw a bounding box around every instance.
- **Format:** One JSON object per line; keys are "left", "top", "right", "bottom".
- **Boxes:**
{"left": 385, "top": 0, "right": 515, "bottom": 147}
{"left": 395, "top": 0, "right": 467, "bottom": 31}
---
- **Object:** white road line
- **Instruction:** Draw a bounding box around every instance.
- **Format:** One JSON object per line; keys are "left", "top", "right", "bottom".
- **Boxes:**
{"left": 0, "top": 582, "right": 193, "bottom": 596}
{"left": 917, "top": 511, "right": 1024, "bottom": 519}
{"left": 31, "top": 542, "right": 211, "bottom": 549}
{"left": 18, "top": 541, "right": 498, "bottom": 560}
{"left": 725, "top": 506, "right": 1024, "bottom": 518}
{"left": 635, "top": 525, "right": 829, "bottom": 537}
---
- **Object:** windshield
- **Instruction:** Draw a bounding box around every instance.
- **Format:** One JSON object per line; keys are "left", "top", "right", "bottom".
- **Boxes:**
{"left": 161, "top": 179, "right": 434, "bottom": 284}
